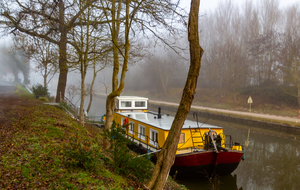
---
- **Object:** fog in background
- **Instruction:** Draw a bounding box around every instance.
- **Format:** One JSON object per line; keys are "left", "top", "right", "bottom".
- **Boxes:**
{"left": 0, "top": 39, "right": 30, "bottom": 84}
{"left": 1, "top": 0, "right": 300, "bottom": 104}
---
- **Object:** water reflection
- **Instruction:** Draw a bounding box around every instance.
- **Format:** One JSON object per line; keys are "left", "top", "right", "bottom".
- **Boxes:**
{"left": 157, "top": 111, "right": 300, "bottom": 190}
{"left": 176, "top": 173, "right": 241, "bottom": 190}
{"left": 204, "top": 120, "right": 300, "bottom": 190}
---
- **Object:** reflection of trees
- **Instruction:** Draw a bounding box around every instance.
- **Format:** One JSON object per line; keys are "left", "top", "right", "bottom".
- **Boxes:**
{"left": 238, "top": 133, "right": 300, "bottom": 190}
{"left": 268, "top": 144, "right": 300, "bottom": 190}
{"left": 175, "top": 119, "right": 300, "bottom": 189}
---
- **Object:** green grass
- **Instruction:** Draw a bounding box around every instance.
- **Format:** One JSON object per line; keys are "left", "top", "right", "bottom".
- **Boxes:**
{"left": 0, "top": 90, "right": 187, "bottom": 189}
{"left": 15, "top": 84, "right": 34, "bottom": 97}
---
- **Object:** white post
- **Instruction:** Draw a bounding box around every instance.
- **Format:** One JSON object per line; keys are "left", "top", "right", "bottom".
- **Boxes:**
{"left": 247, "top": 96, "right": 253, "bottom": 113}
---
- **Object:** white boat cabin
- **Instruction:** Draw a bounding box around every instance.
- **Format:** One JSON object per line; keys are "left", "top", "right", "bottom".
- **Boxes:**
{"left": 115, "top": 96, "right": 148, "bottom": 112}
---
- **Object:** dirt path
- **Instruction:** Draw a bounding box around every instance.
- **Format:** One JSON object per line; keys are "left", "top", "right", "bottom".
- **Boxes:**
{"left": 0, "top": 82, "right": 21, "bottom": 157}
{"left": 0, "top": 82, "right": 18, "bottom": 121}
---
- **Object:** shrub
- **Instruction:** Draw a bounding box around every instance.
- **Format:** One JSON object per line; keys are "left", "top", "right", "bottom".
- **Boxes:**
{"left": 63, "top": 134, "right": 103, "bottom": 171}
{"left": 32, "top": 83, "right": 50, "bottom": 97}
{"left": 103, "top": 122, "right": 153, "bottom": 182}
{"left": 38, "top": 97, "right": 49, "bottom": 102}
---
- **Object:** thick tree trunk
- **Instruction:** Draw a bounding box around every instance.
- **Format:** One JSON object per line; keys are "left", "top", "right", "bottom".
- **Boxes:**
{"left": 104, "top": 94, "right": 116, "bottom": 149}
{"left": 56, "top": 0, "right": 68, "bottom": 103}
{"left": 146, "top": 0, "right": 203, "bottom": 189}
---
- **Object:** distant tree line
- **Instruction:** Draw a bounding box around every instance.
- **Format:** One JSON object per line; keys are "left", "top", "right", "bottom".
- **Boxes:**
{"left": 199, "top": 0, "right": 300, "bottom": 101}
{"left": 126, "top": 0, "right": 300, "bottom": 108}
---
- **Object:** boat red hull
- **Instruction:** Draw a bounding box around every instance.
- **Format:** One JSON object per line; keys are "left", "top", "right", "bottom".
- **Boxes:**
{"left": 171, "top": 150, "right": 244, "bottom": 176}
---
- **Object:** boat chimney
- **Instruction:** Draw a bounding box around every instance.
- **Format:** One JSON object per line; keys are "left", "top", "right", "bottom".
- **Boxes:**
{"left": 158, "top": 107, "right": 161, "bottom": 119}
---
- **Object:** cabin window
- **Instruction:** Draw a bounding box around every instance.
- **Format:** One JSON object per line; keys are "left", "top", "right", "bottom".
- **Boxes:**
{"left": 135, "top": 101, "right": 146, "bottom": 107}
{"left": 138, "top": 125, "right": 146, "bottom": 141}
{"left": 179, "top": 133, "right": 185, "bottom": 144}
{"left": 121, "top": 101, "right": 132, "bottom": 108}
{"left": 129, "top": 121, "right": 134, "bottom": 135}
{"left": 150, "top": 129, "right": 158, "bottom": 147}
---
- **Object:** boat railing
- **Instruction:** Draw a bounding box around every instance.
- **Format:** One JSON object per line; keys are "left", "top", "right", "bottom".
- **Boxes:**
{"left": 224, "top": 135, "right": 234, "bottom": 148}
{"left": 177, "top": 134, "right": 235, "bottom": 153}
{"left": 124, "top": 130, "right": 160, "bottom": 152}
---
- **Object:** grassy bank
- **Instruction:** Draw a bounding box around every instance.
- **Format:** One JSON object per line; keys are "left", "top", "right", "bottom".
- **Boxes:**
{"left": 0, "top": 85, "right": 187, "bottom": 189}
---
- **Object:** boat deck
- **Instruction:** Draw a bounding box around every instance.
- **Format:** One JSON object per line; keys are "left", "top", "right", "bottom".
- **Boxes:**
{"left": 116, "top": 111, "right": 222, "bottom": 131}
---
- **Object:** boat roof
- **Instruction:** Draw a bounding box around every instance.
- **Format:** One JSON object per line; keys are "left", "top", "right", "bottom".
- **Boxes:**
{"left": 117, "top": 96, "right": 148, "bottom": 101}
{"left": 116, "top": 111, "right": 222, "bottom": 131}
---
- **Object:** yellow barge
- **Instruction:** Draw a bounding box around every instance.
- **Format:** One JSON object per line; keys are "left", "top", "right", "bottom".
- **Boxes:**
{"left": 113, "top": 96, "right": 244, "bottom": 176}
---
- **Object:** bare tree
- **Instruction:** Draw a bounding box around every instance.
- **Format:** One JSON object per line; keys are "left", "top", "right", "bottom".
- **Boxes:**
{"left": 278, "top": 4, "right": 300, "bottom": 108}
{"left": 13, "top": 34, "right": 59, "bottom": 87}
{"left": 67, "top": 0, "right": 111, "bottom": 124}
{"left": 0, "top": 0, "right": 102, "bottom": 102}
{"left": 86, "top": 55, "right": 108, "bottom": 113}
{"left": 221, "top": 38, "right": 248, "bottom": 101}
{"left": 31, "top": 38, "right": 59, "bottom": 87}
{"left": 248, "top": 30, "right": 280, "bottom": 85}
{"left": 101, "top": 0, "right": 187, "bottom": 149}
{"left": 0, "top": 45, "right": 30, "bottom": 84}
{"left": 259, "top": 0, "right": 281, "bottom": 33}
{"left": 141, "top": 50, "right": 187, "bottom": 95}
{"left": 200, "top": 0, "right": 248, "bottom": 99}
{"left": 66, "top": 84, "right": 80, "bottom": 103}
{"left": 146, "top": 0, "right": 203, "bottom": 188}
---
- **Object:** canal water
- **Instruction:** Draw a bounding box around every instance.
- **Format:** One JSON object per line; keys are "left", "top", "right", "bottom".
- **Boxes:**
{"left": 85, "top": 95, "right": 300, "bottom": 190}
{"left": 175, "top": 118, "right": 300, "bottom": 190}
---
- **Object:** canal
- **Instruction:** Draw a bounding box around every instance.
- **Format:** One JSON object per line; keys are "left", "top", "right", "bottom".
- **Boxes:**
{"left": 85, "top": 95, "right": 300, "bottom": 190}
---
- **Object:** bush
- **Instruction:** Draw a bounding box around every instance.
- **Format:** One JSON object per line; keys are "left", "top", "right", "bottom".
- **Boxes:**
{"left": 103, "top": 122, "right": 153, "bottom": 182}
{"left": 63, "top": 134, "right": 103, "bottom": 171}
{"left": 32, "top": 83, "right": 50, "bottom": 97}
{"left": 38, "top": 97, "right": 49, "bottom": 102}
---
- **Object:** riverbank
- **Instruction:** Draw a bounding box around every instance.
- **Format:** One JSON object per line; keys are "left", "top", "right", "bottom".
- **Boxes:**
{"left": 149, "top": 102, "right": 300, "bottom": 137}
{"left": 123, "top": 88, "right": 299, "bottom": 118}
{"left": 0, "top": 84, "right": 187, "bottom": 189}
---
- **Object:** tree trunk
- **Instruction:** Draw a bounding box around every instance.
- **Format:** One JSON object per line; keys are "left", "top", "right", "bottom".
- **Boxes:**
{"left": 298, "top": 87, "right": 300, "bottom": 109}
{"left": 146, "top": 0, "right": 203, "bottom": 189}
{"left": 56, "top": 0, "right": 68, "bottom": 103}
{"left": 44, "top": 65, "right": 47, "bottom": 88}
{"left": 104, "top": 94, "right": 116, "bottom": 149}
{"left": 79, "top": 79, "right": 85, "bottom": 125}
{"left": 104, "top": 0, "right": 128, "bottom": 149}
{"left": 87, "top": 75, "right": 95, "bottom": 113}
